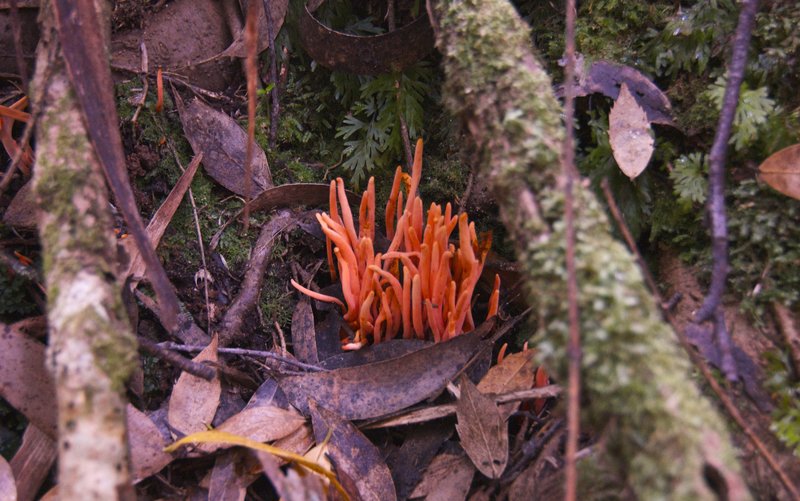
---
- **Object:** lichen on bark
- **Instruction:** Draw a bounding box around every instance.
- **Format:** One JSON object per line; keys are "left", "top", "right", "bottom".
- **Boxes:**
{"left": 432, "top": 0, "right": 747, "bottom": 498}
{"left": 30, "top": 1, "right": 138, "bottom": 498}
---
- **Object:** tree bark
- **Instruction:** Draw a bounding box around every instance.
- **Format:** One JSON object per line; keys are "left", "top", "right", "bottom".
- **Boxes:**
{"left": 431, "top": 0, "right": 748, "bottom": 498}
{"left": 31, "top": 1, "right": 137, "bottom": 499}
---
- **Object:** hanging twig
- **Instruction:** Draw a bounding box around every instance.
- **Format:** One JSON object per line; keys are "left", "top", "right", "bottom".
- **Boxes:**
{"left": 262, "top": 0, "right": 281, "bottom": 148}
{"left": 9, "top": 0, "right": 27, "bottom": 86}
{"left": 693, "top": 0, "right": 760, "bottom": 381}
{"left": 242, "top": 0, "right": 259, "bottom": 234}
{"left": 158, "top": 341, "right": 325, "bottom": 372}
{"left": 601, "top": 179, "right": 663, "bottom": 305}
{"left": 561, "top": 0, "right": 581, "bottom": 499}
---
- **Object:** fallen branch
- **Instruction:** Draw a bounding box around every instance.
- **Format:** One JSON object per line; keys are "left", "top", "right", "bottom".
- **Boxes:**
{"left": 692, "top": 0, "right": 760, "bottom": 382}
{"left": 157, "top": 342, "right": 325, "bottom": 372}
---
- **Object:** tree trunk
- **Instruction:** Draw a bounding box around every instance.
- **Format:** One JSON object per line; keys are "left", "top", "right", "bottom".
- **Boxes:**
{"left": 431, "top": 0, "right": 748, "bottom": 498}
{"left": 31, "top": 1, "right": 137, "bottom": 498}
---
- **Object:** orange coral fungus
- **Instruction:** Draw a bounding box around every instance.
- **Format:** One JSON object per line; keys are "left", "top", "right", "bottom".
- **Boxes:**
{"left": 293, "top": 139, "right": 500, "bottom": 349}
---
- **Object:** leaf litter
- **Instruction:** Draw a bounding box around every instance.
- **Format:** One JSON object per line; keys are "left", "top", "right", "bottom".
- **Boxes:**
{"left": 0, "top": 14, "right": 563, "bottom": 497}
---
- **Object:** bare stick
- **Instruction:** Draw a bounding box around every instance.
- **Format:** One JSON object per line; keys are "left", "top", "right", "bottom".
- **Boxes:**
{"left": 158, "top": 342, "right": 325, "bottom": 372}
{"left": 242, "top": 0, "right": 259, "bottom": 234}
{"left": 693, "top": 0, "right": 759, "bottom": 382}
{"left": 137, "top": 337, "right": 216, "bottom": 380}
{"left": 601, "top": 179, "right": 662, "bottom": 304}
{"left": 561, "top": 0, "right": 581, "bottom": 499}
{"left": 262, "top": 0, "right": 281, "bottom": 149}
{"left": 9, "top": 0, "right": 27, "bottom": 85}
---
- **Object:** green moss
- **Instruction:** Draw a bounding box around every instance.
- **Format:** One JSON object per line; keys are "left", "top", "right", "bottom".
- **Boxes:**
{"left": 435, "top": 0, "right": 744, "bottom": 497}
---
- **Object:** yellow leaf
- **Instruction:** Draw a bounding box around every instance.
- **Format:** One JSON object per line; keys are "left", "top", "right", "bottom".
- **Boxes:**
{"left": 164, "top": 430, "right": 349, "bottom": 501}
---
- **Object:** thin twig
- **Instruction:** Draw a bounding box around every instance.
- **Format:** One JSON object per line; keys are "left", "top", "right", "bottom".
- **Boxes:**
{"left": 157, "top": 342, "right": 325, "bottom": 372}
{"left": 242, "top": 0, "right": 259, "bottom": 235}
{"left": 693, "top": 0, "right": 759, "bottom": 382}
{"left": 262, "top": 0, "right": 281, "bottom": 149}
{"left": 9, "top": 0, "right": 27, "bottom": 86}
{"left": 561, "top": 0, "right": 581, "bottom": 499}
{"left": 164, "top": 140, "right": 211, "bottom": 329}
{"left": 601, "top": 178, "right": 663, "bottom": 305}
{"left": 138, "top": 337, "right": 216, "bottom": 380}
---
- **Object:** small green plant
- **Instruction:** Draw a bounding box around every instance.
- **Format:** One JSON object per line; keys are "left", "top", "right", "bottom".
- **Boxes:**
{"left": 764, "top": 351, "right": 800, "bottom": 457}
{"left": 334, "top": 64, "right": 435, "bottom": 187}
{"left": 647, "top": 0, "right": 737, "bottom": 76}
{"left": 703, "top": 77, "right": 777, "bottom": 152}
{"left": 670, "top": 152, "right": 708, "bottom": 205}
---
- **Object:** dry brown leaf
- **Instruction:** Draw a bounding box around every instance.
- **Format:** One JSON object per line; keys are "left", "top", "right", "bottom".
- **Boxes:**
{"left": 309, "top": 401, "right": 396, "bottom": 501}
{"left": 10, "top": 424, "right": 56, "bottom": 501}
{"left": 410, "top": 446, "right": 475, "bottom": 501}
{"left": 122, "top": 154, "right": 202, "bottom": 282}
{"left": 223, "top": 0, "right": 289, "bottom": 57}
{"left": 177, "top": 96, "right": 273, "bottom": 196}
{"left": 127, "top": 405, "right": 172, "bottom": 483}
{"left": 609, "top": 83, "right": 654, "bottom": 179}
{"left": 290, "top": 297, "right": 318, "bottom": 364}
{"left": 257, "top": 452, "right": 329, "bottom": 501}
{"left": 0, "top": 322, "right": 57, "bottom": 438}
{"left": 271, "top": 423, "right": 315, "bottom": 461}
{"left": 197, "top": 405, "right": 306, "bottom": 454}
{"left": 2, "top": 181, "right": 37, "bottom": 228}
{"left": 167, "top": 335, "right": 221, "bottom": 435}
{"left": 758, "top": 143, "right": 800, "bottom": 200}
{"left": 280, "top": 321, "right": 492, "bottom": 420}
{"left": 208, "top": 449, "right": 260, "bottom": 501}
{"left": 0, "top": 455, "right": 17, "bottom": 501}
{"left": 477, "top": 351, "right": 535, "bottom": 419}
{"left": 455, "top": 375, "right": 508, "bottom": 479}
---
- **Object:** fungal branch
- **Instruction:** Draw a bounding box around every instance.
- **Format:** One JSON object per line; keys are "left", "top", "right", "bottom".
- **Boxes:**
{"left": 293, "top": 139, "right": 500, "bottom": 350}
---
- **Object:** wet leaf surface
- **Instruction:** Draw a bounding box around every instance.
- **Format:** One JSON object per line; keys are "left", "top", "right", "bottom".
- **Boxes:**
{"left": 609, "top": 83, "right": 655, "bottom": 179}
{"left": 455, "top": 375, "right": 508, "bottom": 479}
{"left": 309, "top": 400, "right": 397, "bottom": 501}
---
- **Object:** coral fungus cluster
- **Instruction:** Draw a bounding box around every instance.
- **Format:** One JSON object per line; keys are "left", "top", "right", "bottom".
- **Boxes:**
{"left": 292, "top": 139, "right": 499, "bottom": 349}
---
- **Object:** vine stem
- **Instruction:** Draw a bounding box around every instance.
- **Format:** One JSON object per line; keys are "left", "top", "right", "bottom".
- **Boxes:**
{"left": 561, "top": 0, "right": 581, "bottom": 499}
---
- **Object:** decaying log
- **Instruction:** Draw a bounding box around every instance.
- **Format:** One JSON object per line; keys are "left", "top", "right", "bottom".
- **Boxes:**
{"left": 30, "top": 1, "right": 137, "bottom": 498}
{"left": 431, "top": 0, "right": 748, "bottom": 498}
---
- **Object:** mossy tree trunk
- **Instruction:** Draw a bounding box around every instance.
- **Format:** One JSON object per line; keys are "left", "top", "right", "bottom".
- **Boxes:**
{"left": 431, "top": 0, "right": 748, "bottom": 498}
{"left": 31, "top": 1, "right": 138, "bottom": 499}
